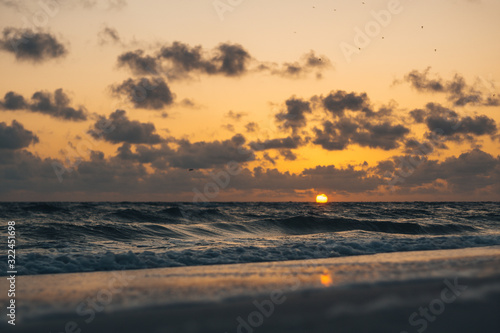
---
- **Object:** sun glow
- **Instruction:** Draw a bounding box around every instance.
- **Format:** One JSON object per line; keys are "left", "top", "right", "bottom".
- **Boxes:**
{"left": 316, "top": 194, "right": 328, "bottom": 203}
{"left": 320, "top": 270, "right": 333, "bottom": 287}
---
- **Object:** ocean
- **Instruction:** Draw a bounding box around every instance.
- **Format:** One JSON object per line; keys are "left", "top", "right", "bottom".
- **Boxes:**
{"left": 1, "top": 202, "right": 500, "bottom": 276}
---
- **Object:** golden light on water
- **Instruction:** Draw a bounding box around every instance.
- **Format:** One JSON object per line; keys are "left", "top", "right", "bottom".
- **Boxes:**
{"left": 316, "top": 194, "right": 328, "bottom": 203}
{"left": 320, "top": 270, "right": 333, "bottom": 287}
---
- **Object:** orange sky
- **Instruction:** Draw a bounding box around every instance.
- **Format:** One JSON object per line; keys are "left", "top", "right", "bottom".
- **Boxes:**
{"left": 0, "top": 0, "right": 499, "bottom": 201}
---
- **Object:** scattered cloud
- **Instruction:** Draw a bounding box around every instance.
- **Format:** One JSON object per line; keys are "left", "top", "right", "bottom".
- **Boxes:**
{"left": 260, "top": 51, "right": 333, "bottom": 79}
{"left": 245, "top": 122, "right": 259, "bottom": 133}
{"left": 117, "top": 42, "right": 332, "bottom": 81}
{"left": 410, "top": 103, "right": 497, "bottom": 143}
{"left": 250, "top": 136, "right": 303, "bottom": 151}
{"left": 313, "top": 118, "right": 410, "bottom": 151}
{"left": 0, "top": 120, "right": 39, "bottom": 149}
{"left": 0, "top": 92, "right": 28, "bottom": 110}
{"left": 322, "top": 90, "right": 372, "bottom": 117}
{"left": 88, "top": 109, "right": 163, "bottom": 144}
{"left": 111, "top": 77, "right": 174, "bottom": 110}
{"left": 275, "top": 97, "right": 311, "bottom": 133}
{"left": 0, "top": 28, "right": 67, "bottom": 62}
{"left": 225, "top": 110, "right": 247, "bottom": 121}
{"left": 401, "top": 68, "right": 499, "bottom": 107}
{"left": 0, "top": 89, "right": 87, "bottom": 121}
{"left": 117, "top": 49, "right": 158, "bottom": 75}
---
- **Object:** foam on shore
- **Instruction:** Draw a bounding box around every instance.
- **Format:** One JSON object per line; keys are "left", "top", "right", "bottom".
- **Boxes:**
{"left": 2, "top": 246, "right": 500, "bottom": 332}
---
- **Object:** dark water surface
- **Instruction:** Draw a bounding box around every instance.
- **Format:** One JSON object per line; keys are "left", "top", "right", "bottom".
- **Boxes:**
{"left": 1, "top": 202, "right": 499, "bottom": 275}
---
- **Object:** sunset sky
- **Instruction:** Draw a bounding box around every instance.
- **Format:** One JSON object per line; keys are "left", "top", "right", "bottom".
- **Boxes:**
{"left": 0, "top": 0, "right": 499, "bottom": 201}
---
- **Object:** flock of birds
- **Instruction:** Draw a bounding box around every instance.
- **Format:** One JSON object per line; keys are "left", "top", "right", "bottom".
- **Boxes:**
{"left": 187, "top": 4, "right": 437, "bottom": 173}
{"left": 305, "top": 3, "right": 439, "bottom": 53}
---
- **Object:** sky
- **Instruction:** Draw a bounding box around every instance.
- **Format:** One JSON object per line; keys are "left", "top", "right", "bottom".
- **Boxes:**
{"left": 0, "top": 0, "right": 499, "bottom": 201}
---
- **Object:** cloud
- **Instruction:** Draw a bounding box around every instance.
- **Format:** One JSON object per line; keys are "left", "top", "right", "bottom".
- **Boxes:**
{"left": 115, "top": 134, "right": 254, "bottom": 169}
{"left": 275, "top": 97, "right": 311, "bottom": 133}
{"left": 29, "top": 89, "right": 87, "bottom": 121}
{"left": 322, "top": 90, "right": 372, "bottom": 117}
{"left": 167, "top": 134, "right": 254, "bottom": 169}
{"left": 0, "top": 89, "right": 87, "bottom": 121}
{"left": 401, "top": 68, "right": 499, "bottom": 107}
{"left": 111, "top": 77, "right": 174, "bottom": 109}
{"left": 225, "top": 110, "right": 247, "bottom": 121}
{"left": 88, "top": 110, "right": 163, "bottom": 144}
{"left": 250, "top": 136, "right": 302, "bottom": 151}
{"left": 0, "top": 28, "right": 67, "bottom": 62}
{"left": 0, "top": 120, "right": 39, "bottom": 149}
{"left": 98, "top": 26, "right": 122, "bottom": 45}
{"left": 157, "top": 41, "right": 215, "bottom": 79}
{"left": 214, "top": 43, "right": 251, "bottom": 76}
{"left": 410, "top": 103, "right": 497, "bottom": 142}
{"left": 119, "top": 43, "right": 331, "bottom": 81}
{"left": 0, "top": 92, "right": 28, "bottom": 110}
{"left": 280, "top": 149, "right": 297, "bottom": 161}
{"left": 262, "top": 51, "right": 333, "bottom": 79}
{"left": 0, "top": 146, "right": 498, "bottom": 200}
{"left": 384, "top": 149, "right": 500, "bottom": 194}
{"left": 157, "top": 41, "right": 251, "bottom": 79}
{"left": 245, "top": 122, "right": 259, "bottom": 133}
{"left": 117, "top": 49, "right": 159, "bottom": 75}
{"left": 313, "top": 118, "right": 410, "bottom": 151}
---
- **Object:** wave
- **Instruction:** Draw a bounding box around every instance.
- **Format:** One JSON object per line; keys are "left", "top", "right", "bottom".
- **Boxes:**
{"left": 263, "top": 216, "right": 477, "bottom": 235}
{"left": 4, "top": 234, "right": 500, "bottom": 275}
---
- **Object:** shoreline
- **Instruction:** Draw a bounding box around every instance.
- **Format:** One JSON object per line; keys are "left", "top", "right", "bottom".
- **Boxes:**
{"left": 2, "top": 246, "right": 500, "bottom": 332}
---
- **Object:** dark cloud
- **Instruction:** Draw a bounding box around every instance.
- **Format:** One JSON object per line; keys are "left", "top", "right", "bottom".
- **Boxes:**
{"left": 0, "top": 120, "right": 39, "bottom": 150}
{"left": 0, "top": 28, "right": 67, "bottom": 62}
{"left": 280, "top": 149, "right": 297, "bottom": 161}
{"left": 275, "top": 98, "right": 311, "bottom": 133}
{"left": 384, "top": 149, "right": 500, "bottom": 194}
{"left": 322, "top": 90, "right": 372, "bottom": 117}
{"left": 401, "top": 68, "right": 499, "bottom": 107}
{"left": 88, "top": 110, "right": 163, "bottom": 144}
{"left": 313, "top": 118, "right": 409, "bottom": 151}
{"left": 158, "top": 41, "right": 215, "bottom": 79}
{"left": 29, "top": 89, "right": 87, "bottom": 121}
{"left": 117, "top": 50, "right": 159, "bottom": 75}
{"left": 0, "top": 92, "right": 28, "bottom": 110}
{"left": 214, "top": 43, "right": 251, "bottom": 76}
{"left": 354, "top": 122, "right": 410, "bottom": 150}
{"left": 157, "top": 41, "right": 251, "bottom": 79}
{"left": 115, "top": 134, "right": 254, "bottom": 169}
{"left": 1, "top": 146, "right": 499, "bottom": 200}
{"left": 120, "top": 43, "right": 330, "bottom": 81}
{"left": 0, "top": 89, "right": 87, "bottom": 121}
{"left": 410, "top": 103, "right": 497, "bottom": 142}
{"left": 313, "top": 120, "right": 351, "bottom": 151}
{"left": 168, "top": 134, "right": 254, "bottom": 169}
{"left": 112, "top": 77, "right": 174, "bottom": 109}
{"left": 403, "top": 68, "right": 444, "bottom": 92}
{"left": 250, "top": 136, "right": 302, "bottom": 151}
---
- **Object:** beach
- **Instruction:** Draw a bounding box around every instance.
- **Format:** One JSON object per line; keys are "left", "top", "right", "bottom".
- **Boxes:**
{"left": 3, "top": 246, "right": 500, "bottom": 332}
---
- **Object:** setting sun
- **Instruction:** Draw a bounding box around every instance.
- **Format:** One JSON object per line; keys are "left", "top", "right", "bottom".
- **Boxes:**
{"left": 316, "top": 194, "right": 328, "bottom": 203}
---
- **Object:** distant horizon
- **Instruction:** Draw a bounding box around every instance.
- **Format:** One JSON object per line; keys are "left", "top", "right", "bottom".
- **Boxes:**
{"left": 1, "top": 200, "right": 499, "bottom": 203}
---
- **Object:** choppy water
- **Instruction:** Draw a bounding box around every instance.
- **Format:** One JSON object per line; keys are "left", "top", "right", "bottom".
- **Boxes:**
{"left": 1, "top": 202, "right": 499, "bottom": 275}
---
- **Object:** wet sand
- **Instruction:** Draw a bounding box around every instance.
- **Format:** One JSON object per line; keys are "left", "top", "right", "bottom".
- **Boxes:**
{"left": 2, "top": 246, "right": 500, "bottom": 332}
